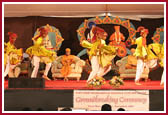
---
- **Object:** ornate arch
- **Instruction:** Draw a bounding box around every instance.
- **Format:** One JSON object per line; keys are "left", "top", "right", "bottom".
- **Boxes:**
{"left": 34, "top": 24, "right": 64, "bottom": 51}
{"left": 152, "top": 26, "right": 164, "bottom": 44}
{"left": 77, "top": 16, "right": 136, "bottom": 42}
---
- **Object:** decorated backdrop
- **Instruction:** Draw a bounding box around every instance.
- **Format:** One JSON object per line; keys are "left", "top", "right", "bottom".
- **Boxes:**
{"left": 4, "top": 16, "right": 164, "bottom": 80}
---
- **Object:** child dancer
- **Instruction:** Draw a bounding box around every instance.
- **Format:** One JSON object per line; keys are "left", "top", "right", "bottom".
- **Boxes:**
{"left": 4, "top": 32, "right": 23, "bottom": 77}
{"left": 81, "top": 26, "right": 117, "bottom": 82}
{"left": 132, "top": 26, "right": 149, "bottom": 85}
{"left": 26, "top": 27, "right": 56, "bottom": 80}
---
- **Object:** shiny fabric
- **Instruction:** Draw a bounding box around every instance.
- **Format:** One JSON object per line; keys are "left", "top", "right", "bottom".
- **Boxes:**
{"left": 81, "top": 39, "right": 116, "bottom": 68}
{"left": 26, "top": 36, "right": 56, "bottom": 63}
{"left": 133, "top": 37, "right": 148, "bottom": 59}
{"left": 147, "top": 43, "right": 163, "bottom": 60}
{"left": 4, "top": 42, "right": 22, "bottom": 65}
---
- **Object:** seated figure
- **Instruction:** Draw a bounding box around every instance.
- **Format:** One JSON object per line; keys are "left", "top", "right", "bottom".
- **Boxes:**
{"left": 109, "top": 26, "right": 127, "bottom": 57}
{"left": 51, "top": 49, "right": 85, "bottom": 81}
{"left": 116, "top": 47, "right": 149, "bottom": 80}
{"left": 60, "top": 48, "right": 75, "bottom": 81}
{"left": 109, "top": 26, "right": 125, "bottom": 46}
{"left": 125, "top": 48, "right": 137, "bottom": 69}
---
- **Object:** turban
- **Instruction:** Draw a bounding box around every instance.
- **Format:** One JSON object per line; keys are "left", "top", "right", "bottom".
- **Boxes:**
{"left": 137, "top": 26, "right": 149, "bottom": 35}
{"left": 8, "top": 32, "right": 18, "bottom": 39}
{"left": 87, "top": 21, "right": 96, "bottom": 29}
{"left": 91, "top": 26, "right": 107, "bottom": 43}
{"left": 39, "top": 27, "right": 48, "bottom": 35}
{"left": 114, "top": 26, "right": 120, "bottom": 31}
{"left": 65, "top": 48, "right": 71, "bottom": 52}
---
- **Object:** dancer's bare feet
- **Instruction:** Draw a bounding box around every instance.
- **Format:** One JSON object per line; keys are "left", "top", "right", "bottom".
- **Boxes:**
{"left": 53, "top": 78, "right": 57, "bottom": 81}
{"left": 87, "top": 76, "right": 98, "bottom": 83}
{"left": 42, "top": 75, "right": 51, "bottom": 81}
{"left": 135, "top": 81, "right": 142, "bottom": 85}
{"left": 64, "top": 77, "right": 68, "bottom": 82}
{"left": 87, "top": 79, "right": 91, "bottom": 83}
{"left": 145, "top": 78, "right": 150, "bottom": 82}
{"left": 87, "top": 78, "right": 94, "bottom": 83}
{"left": 160, "top": 82, "right": 164, "bottom": 86}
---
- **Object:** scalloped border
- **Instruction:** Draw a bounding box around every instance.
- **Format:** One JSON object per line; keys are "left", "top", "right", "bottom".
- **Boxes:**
{"left": 77, "top": 16, "right": 137, "bottom": 42}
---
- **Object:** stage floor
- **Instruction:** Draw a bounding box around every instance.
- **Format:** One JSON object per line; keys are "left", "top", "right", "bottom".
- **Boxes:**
{"left": 4, "top": 80, "right": 164, "bottom": 90}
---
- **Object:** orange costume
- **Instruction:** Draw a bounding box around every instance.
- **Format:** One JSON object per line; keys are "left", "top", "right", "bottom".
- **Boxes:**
{"left": 109, "top": 26, "right": 125, "bottom": 46}
{"left": 60, "top": 48, "right": 75, "bottom": 77}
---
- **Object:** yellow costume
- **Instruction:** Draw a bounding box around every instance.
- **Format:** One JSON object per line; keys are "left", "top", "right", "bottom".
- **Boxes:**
{"left": 81, "top": 39, "right": 116, "bottom": 68}
{"left": 26, "top": 36, "right": 56, "bottom": 63}
{"left": 4, "top": 42, "right": 22, "bottom": 65}
{"left": 4, "top": 53, "right": 8, "bottom": 67}
{"left": 147, "top": 43, "right": 163, "bottom": 60}
{"left": 82, "top": 26, "right": 117, "bottom": 82}
{"left": 159, "top": 44, "right": 164, "bottom": 67}
{"left": 133, "top": 37, "right": 147, "bottom": 59}
{"left": 160, "top": 44, "right": 164, "bottom": 85}
{"left": 60, "top": 55, "right": 75, "bottom": 77}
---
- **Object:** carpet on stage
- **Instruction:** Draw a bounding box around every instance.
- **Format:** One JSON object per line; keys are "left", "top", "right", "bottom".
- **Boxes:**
{"left": 4, "top": 80, "right": 164, "bottom": 90}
